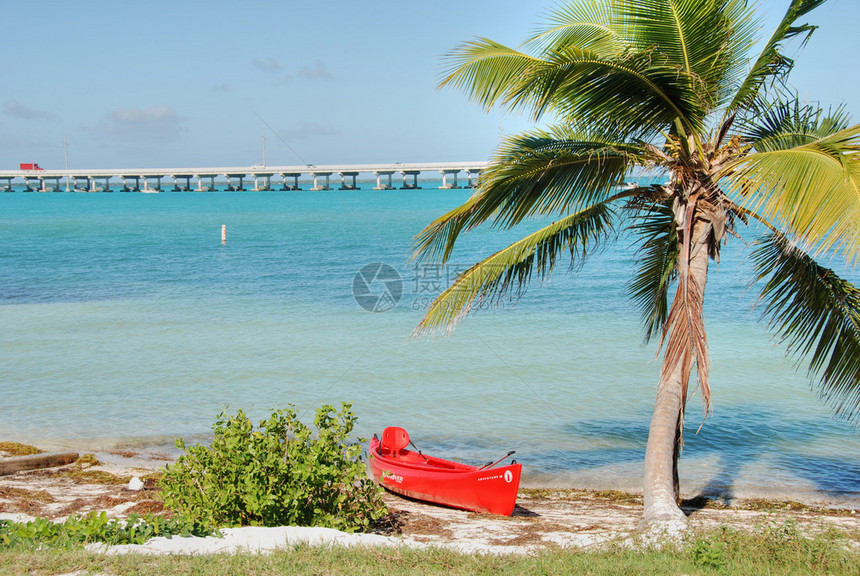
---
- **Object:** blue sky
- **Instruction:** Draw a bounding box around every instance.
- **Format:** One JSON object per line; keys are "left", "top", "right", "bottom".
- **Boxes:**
{"left": 2, "top": 0, "right": 857, "bottom": 169}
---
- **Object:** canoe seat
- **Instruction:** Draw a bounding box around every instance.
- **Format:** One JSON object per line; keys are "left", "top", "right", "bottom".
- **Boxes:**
{"left": 381, "top": 426, "right": 410, "bottom": 456}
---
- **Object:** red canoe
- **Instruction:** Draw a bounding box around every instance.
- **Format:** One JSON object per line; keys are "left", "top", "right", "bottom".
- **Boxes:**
{"left": 368, "top": 427, "right": 522, "bottom": 516}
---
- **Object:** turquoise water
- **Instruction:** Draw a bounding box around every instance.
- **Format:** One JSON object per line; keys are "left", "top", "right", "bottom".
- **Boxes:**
{"left": 1, "top": 186, "right": 858, "bottom": 503}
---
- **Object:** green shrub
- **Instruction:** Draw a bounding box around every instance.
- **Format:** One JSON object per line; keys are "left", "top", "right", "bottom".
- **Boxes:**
{"left": 159, "top": 402, "right": 386, "bottom": 532}
{"left": 691, "top": 535, "right": 728, "bottom": 569}
{"left": 0, "top": 512, "right": 216, "bottom": 549}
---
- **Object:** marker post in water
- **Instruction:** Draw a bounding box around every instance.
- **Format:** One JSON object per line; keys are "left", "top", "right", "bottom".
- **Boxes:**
{"left": 221, "top": 225, "right": 227, "bottom": 245}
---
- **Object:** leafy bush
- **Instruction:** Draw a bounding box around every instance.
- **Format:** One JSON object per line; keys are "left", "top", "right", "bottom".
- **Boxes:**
{"left": 690, "top": 535, "right": 727, "bottom": 568}
{"left": 0, "top": 512, "right": 216, "bottom": 549}
{"left": 159, "top": 402, "right": 386, "bottom": 531}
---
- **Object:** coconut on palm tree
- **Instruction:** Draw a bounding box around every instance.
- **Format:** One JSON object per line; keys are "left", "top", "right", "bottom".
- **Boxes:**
{"left": 412, "top": 0, "right": 860, "bottom": 529}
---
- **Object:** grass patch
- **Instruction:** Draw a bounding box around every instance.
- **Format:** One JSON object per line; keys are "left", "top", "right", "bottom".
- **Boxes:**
{"left": 0, "top": 443, "right": 42, "bottom": 457}
{"left": 0, "top": 522, "right": 858, "bottom": 575}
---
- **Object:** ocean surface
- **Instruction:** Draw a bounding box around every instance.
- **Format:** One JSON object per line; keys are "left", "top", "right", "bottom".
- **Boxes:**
{"left": 2, "top": 184, "right": 859, "bottom": 504}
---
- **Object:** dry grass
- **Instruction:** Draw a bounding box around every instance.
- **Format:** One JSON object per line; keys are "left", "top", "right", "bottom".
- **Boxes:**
{"left": 0, "top": 487, "right": 55, "bottom": 504}
{"left": 0, "top": 442, "right": 42, "bottom": 457}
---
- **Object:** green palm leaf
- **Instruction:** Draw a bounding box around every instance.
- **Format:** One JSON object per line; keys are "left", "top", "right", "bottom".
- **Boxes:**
{"left": 442, "top": 40, "right": 695, "bottom": 137}
{"left": 741, "top": 99, "right": 852, "bottom": 152}
{"left": 525, "top": 46, "right": 699, "bottom": 136}
{"left": 413, "top": 204, "right": 615, "bottom": 335}
{"left": 618, "top": 0, "right": 757, "bottom": 111}
{"left": 440, "top": 1, "right": 760, "bottom": 137}
{"left": 626, "top": 199, "right": 678, "bottom": 343}
{"left": 729, "top": 0, "right": 826, "bottom": 112}
{"left": 414, "top": 128, "right": 640, "bottom": 263}
{"left": 438, "top": 38, "right": 541, "bottom": 112}
{"left": 525, "top": 0, "right": 627, "bottom": 56}
{"left": 752, "top": 232, "right": 860, "bottom": 422}
{"left": 723, "top": 124, "right": 860, "bottom": 264}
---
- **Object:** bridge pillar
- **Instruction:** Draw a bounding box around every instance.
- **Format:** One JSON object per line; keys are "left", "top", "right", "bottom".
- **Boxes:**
{"left": 40, "top": 177, "right": 62, "bottom": 192}
{"left": 226, "top": 174, "right": 246, "bottom": 191}
{"left": 143, "top": 175, "right": 163, "bottom": 192}
{"left": 172, "top": 174, "right": 193, "bottom": 191}
{"left": 311, "top": 172, "right": 332, "bottom": 191}
{"left": 400, "top": 170, "right": 421, "bottom": 189}
{"left": 91, "top": 176, "right": 112, "bottom": 192}
{"left": 122, "top": 176, "right": 140, "bottom": 191}
{"left": 339, "top": 171, "right": 359, "bottom": 190}
{"left": 23, "top": 177, "right": 40, "bottom": 191}
{"left": 374, "top": 170, "right": 394, "bottom": 190}
{"left": 0, "top": 177, "right": 13, "bottom": 192}
{"left": 440, "top": 170, "right": 462, "bottom": 189}
{"left": 196, "top": 174, "right": 216, "bottom": 191}
{"left": 280, "top": 173, "right": 301, "bottom": 190}
{"left": 253, "top": 173, "right": 273, "bottom": 191}
{"left": 466, "top": 169, "right": 481, "bottom": 188}
{"left": 72, "top": 175, "right": 91, "bottom": 192}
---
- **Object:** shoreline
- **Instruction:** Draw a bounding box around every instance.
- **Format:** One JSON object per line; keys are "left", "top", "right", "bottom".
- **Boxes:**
{"left": 0, "top": 454, "right": 860, "bottom": 555}
{"left": 3, "top": 443, "right": 858, "bottom": 513}
{"left": 2, "top": 443, "right": 857, "bottom": 556}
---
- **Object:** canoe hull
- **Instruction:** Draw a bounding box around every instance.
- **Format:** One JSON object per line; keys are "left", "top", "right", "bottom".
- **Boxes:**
{"left": 368, "top": 437, "right": 521, "bottom": 516}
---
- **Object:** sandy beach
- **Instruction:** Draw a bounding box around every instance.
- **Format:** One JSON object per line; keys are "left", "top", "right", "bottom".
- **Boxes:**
{"left": 1, "top": 447, "right": 857, "bottom": 555}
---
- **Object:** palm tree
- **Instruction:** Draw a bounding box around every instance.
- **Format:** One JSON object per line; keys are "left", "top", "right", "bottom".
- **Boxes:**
{"left": 412, "top": 0, "right": 860, "bottom": 530}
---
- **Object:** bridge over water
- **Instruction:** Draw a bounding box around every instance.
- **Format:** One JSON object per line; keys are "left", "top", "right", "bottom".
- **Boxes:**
{"left": 0, "top": 161, "right": 490, "bottom": 192}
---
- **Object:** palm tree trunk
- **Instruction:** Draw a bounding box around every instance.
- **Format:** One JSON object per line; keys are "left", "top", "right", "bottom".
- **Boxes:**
{"left": 641, "top": 360, "right": 688, "bottom": 526}
{"left": 641, "top": 216, "right": 711, "bottom": 529}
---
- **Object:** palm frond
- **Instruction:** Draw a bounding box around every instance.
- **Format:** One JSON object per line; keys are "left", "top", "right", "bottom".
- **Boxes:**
{"left": 438, "top": 38, "right": 544, "bottom": 112}
{"left": 619, "top": 0, "right": 757, "bottom": 110}
{"left": 525, "top": 0, "right": 627, "bottom": 56}
{"left": 729, "top": 0, "right": 827, "bottom": 112}
{"left": 440, "top": 0, "right": 762, "bottom": 138}
{"left": 722, "top": 123, "right": 860, "bottom": 264}
{"left": 522, "top": 45, "right": 701, "bottom": 135}
{"left": 440, "top": 18, "right": 700, "bottom": 137}
{"left": 752, "top": 232, "right": 860, "bottom": 422}
{"left": 413, "top": 127, "right": 641, "bottom": 263}
{"left": 626, "top": 199, "right": 678, "bottom": 343}
{"left": 413, "top": 203, "right": 616, "bottom": 336}
{"left": 741, "top": 98, "right": 852, "bottom": 152}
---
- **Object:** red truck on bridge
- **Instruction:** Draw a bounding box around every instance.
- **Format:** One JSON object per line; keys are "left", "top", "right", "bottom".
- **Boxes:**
{"left": 19, "top": 163, "right": 44, "bottom": 170}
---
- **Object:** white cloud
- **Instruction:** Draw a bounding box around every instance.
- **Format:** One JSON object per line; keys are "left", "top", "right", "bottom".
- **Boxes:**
{"left": 253, "top": 58, "right": 283, "bottom": 74}
{"left": 297, "top": 60, "right": 332, "bottom": 80}
{"left": 94, "top": 105, "right": 185, "bottom": 143}
{"left": 4, "top": 100, "right": 57, "bottom": 121}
